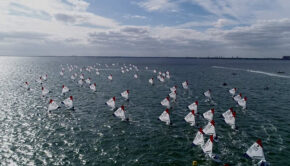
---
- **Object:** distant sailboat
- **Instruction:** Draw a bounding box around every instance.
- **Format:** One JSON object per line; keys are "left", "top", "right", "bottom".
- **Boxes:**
{"left": 159, "top": 109, "right": 171, "bottom": 125}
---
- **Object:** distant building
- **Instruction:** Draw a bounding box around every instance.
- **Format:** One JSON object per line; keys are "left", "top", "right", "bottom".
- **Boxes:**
{"left": 282, "top": 56, "right": 290, "bottom": 60}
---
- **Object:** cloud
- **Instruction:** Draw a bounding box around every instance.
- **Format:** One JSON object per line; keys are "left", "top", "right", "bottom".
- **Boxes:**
{"left": 223, "top": 18, "right": 290, "bottom": 49}
{"left": 1, "top": 0, "right": 290, "bottom": 57}
{"left": 138, "top": 0, "right": 178, "bottom": 12}
{"left": 123, "top": 15, "right": 147, "bottom": 20}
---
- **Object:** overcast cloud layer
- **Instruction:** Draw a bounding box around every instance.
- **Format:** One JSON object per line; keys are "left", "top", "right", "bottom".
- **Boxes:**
{"left": 1, "top": 0, "right": 290, "bottom": 58}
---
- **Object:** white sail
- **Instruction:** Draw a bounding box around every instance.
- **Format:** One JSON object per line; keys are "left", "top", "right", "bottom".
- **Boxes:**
{"left": 106, "top": 97, "right": 116, "bottom": 109}
{"left": 60, "top": 71, "right": 64, "bottom": 76}
{"left": 229, "top": 88, "right": 236, "bottom": 96}
{"left": 85, "top": 78, "right": 91, "bottom": 84}
{"left": 71, "top": 75, "right": 75, "bottom": 80}
{"left": 42, "top": 87, "right": 49, "bottom": 96}
{"left": 166, "top": 74, "right": 170, "bottom": 79}
{"left": 182, "top": 81, "right": 188, "bottom": 89}
{"left": 80, "top": 74, "right": 84, "bottom": 79}
{"left": 238, "top": 97, "right": 247, "bottom": 109}
{"left": 36, "top": 77, "right": 43, "bottom": 84}
{"left": 134, "top": 74, "right": 138, "bottom": 79}
{"left": 78, "top": 79, "right": 84, "bottom": 85}
{"left": 204, "top": 89, "right": 212, "bottom": 99}
{"left": 170, "top": 86, "right": 177, "bottom": 92}
{"left": 245, "top": 139, "right": 265, "bottom": 161}
{"left": 201, "top": 135, "right": 214, "bottom": 157}
{"left": 188, "top": 101, "right": 198, "bottom": 114}
{"left": 121, "top": 90, "right": 129, "bottom": 100}
{"left": 161, "top": 97, "right": 170, "bottom": 108}
{"left": 169, "top": 90, "right": 176, "bottom": 101}
{"left": 108, "top": 74, "right": 113, "bottom": 81}
{"left": 203, "top": 120, "right": 216, "bottom": 137}
{"left": 90, "top": 83, "right": 96, "bottom": 92}
{"left": 42, "top": 74, "right": 47, "bottom": 81}
{"left": 149, "top": 78, "right": 154, "bottom": 85}
{"left": 114, "top": 105, "right": 126, "bottom": 121}
{"left": 24, "top": 82, "right": 30, "bottom": 90}
{"left": 159, "top": 109, "right": 170, "bottom": 125}
{"left": 48, "top": 99, "right": 59, "bottom": 111}
{"left": 234, "top": 93, "right": 242, "bottom": 102}
{"left": 63, "top": 96, "right": 73, "bottom": 109}
{"left": 222, "top": 108, "right": 236, "bottom": 129}
{"left": 96, "top": 71, "right": 100, "bottom": 75}
{"left": 184, "top": 110, "right": 196, "bottom": 126}
{"left": 193, "top": 128, "right": 205, "bottom": 146}
{"left": 203, "top": 108, "right": 214, "bottom": 121}
{"left": 62, "top": 85, "right": 69, "bottom": 95}
{"left": 153, "top": 69, "right": 157, "bottom": 73}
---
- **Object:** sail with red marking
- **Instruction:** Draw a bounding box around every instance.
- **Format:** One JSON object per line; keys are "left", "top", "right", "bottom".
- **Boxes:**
{"left": 188, "top": 101, "right": 198, "bottom": 114}
{"left": 90, "top": 83, "right": 96, "bottom": 92}
{"left": 193, "top": 128, "right": 205, "bottom": 146}
{"left": 36, "top": 77, "right": 43, "bottom": 84}
{"left": 80, "top": 74, "right": 84, "bottom": 79}
{"left": 42, "top": 74, "right": 47, "bottom": 81}
{"left": 238, "top": 97, "right": 247, "bottom": 109}
{"left": 108, "top": 74, "right": 113, "bottom": 81}
{"left": 106, "top": 97, "right": 116, "bottom": 109}
{"left": 42, "top": 87, "right": 49, "bottom": 96}
{"left": 184, "top": 110, "right": 196, "bottom": 126}
{"left": 121, "top": 90, "right": 129, "bottom": 100}
{"left": 169, "top": 90, "right": 176, "bottom": 101}
{"left": 157, "top": 75, "right": 165, "bottom": 82}
{"left": 62, "top": 85, "right": 69, "bottom": 95}
{"left": 85, "top": 78, "right": 91, "bottom": 84}
{"left": 48, "top": 99, "right": 59, "bottom": 111}
{"left": 203, "top": 108, "right": 214, "bottom": 121}
{"left": 245, "top": 139, "right": 267, "bottom": 165}
{"left": 229, "top": 88, "right": 237, "bottom": 96}
{"left": 222, "top": 108, "right": 236, "bottom": 129}
{"left": 203, "top": 120, "right": 216, "bottom": 137}
{"left": 170, "top": 85, "right": 177, "bottom": 92}
{"left": 63, "top": 96, "right": 73, "bottom": 109}
{"left": 234, "top": 93, "right": 242, "bottom": 102}
{"left": 24, "top": 82, "right": 30, "bottom": 90}
{"left": 182, "top": 81, "right": 188, "bottom": 89}
{"left": 201, "top": 135, "right": 214, "bottom": 157}
{"left": 114, "top": 105, "right": 126, "bottom": 121}
{"left": 159, "top": 109, "right": 170, "bottom": 125}
{"left": 161, "top": 97, "right": 170, "bottom": 108}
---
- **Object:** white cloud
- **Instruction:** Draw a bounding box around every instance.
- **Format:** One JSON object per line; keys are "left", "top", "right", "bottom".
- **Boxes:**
{"left": 1, "top": 0, "right": 290, "bottom": 57}
{"left": 138, "top": 0, "right": 178, "bottom": 12}
{"left": 123, "top": 15, "right": 147, "bottom": 20}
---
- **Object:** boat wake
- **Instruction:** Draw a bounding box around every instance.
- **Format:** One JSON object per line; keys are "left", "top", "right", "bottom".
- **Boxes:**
{"left": 212, "top": 66, "right": 290, "bottom": 79}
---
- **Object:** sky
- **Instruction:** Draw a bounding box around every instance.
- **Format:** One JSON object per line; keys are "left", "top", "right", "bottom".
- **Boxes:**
{"left": 1, "top": 0, "right": 290, "bottom": 58}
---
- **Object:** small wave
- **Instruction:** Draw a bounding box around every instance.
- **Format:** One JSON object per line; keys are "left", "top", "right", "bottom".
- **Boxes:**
{"left": 212, "top": 66, "right": 290, "bottom": 79}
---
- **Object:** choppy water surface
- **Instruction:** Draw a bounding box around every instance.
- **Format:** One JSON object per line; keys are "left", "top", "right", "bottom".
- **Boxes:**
{"left": 0, "top": 57, "right": 289, "bottom": 165}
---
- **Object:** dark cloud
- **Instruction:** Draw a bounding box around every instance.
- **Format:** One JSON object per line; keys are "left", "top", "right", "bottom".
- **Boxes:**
{"left": 54, "top": 13, "right": 77, "bottom": 23}
{"left": 0, "top": 32, "right": 49, "bottom": 40}
{"left": 224, "top": 19, "right": 290, "bottom": 48}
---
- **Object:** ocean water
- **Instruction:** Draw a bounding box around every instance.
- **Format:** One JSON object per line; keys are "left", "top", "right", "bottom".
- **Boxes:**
{"left": 0, "top": 56, "right": 289, "bottom": 166}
